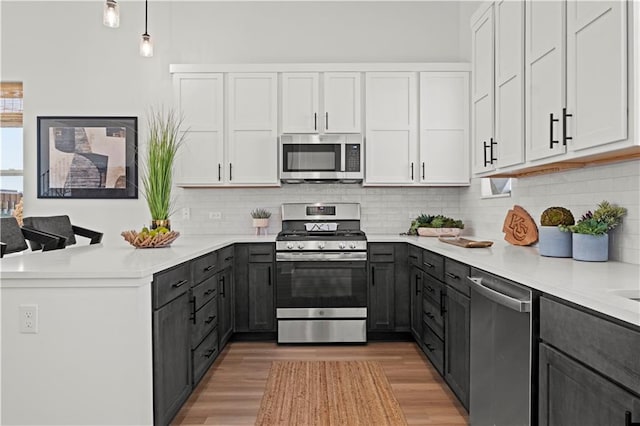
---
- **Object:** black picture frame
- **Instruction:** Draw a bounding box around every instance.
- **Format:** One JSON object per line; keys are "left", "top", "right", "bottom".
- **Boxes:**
{"left": 37, "top": 116, "right": 138, "bottom": 199}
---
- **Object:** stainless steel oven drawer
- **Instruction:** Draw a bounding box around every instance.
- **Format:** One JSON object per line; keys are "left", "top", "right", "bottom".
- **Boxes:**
{"left": 278, "top": 319, "right": 366, "bottom": 343}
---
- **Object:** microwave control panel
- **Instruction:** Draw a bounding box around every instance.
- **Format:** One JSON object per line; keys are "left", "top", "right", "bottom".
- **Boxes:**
{"left": 345, "top": 144, "right": 361, "bottom": 172}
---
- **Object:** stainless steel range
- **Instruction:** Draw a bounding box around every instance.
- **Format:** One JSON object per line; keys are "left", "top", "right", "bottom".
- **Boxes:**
{"left": 275, "top": 202, "right": 367, "bottom": 343}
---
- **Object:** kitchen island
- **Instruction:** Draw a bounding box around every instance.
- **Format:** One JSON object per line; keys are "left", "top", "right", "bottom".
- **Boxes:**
{"left": 1, "top": 233, "right": 638, "bottom": 425}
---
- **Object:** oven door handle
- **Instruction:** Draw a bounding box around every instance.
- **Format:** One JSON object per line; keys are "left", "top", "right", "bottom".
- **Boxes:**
{"left": 276, "top": 252, "right": 367, "bottom": 262}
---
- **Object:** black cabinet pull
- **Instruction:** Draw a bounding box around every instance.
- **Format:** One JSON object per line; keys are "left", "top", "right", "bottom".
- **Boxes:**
{"left": 425, "top": 312, "right": 435, "bottom": 320}
{"left": 445, "top": 272, "right": 459, "bottom": 280}
{"left": 483, "top": 141, "right": 489, "bottom": 166}
{"left": 490, "top": 138, "right": 497, "bottom": 164}
{"left": 371, "top": 266, "right": 375, "bottom": 286}
{"left": 625, "top": 411, "right": 640, "bottom": 426}
{"left": 314, "top": 112, "right": 317, "bottom": 130}
{"left": 415, "top": 275, "right": 421, "bottom": 295}
{"left": 229, "top": 163, "right": 233, "bottom": 181}
{"left": 190, "top": 298, "right": 196, "bottom": 323}
{"left": 421, "top": 162, "right": 425, "bottom": 180}
{"left": 218, "top": 163, "right": 221, "bottom": 181}
{"left": 220, "top": 276, "right": 225, "bottom": 296}
{"left": 325, "top": 112, "right": 328, "bottom": 130}
{"left": 224, "top": 256, "right": 233, "bottom": 262}
{"left": 205, "top": 315, "right": 216, "bottom": 324}
{"left": 425, "top": 343, "right": 435, "bottom": 352}
{"left": 204, "top": 288, "right": 214, "bottom": 296}
{"left": 549, "top": 113, "right": 559, "bottom": 148}
{"left": 423, "top": 262, "right": 434, "bottom": 269}
{"left": 172, "top": 279, "right": 188, "bottom": 288}
{"left": 410, "top": 162, "right": 414, "bottom": 180}
{"left": 425, "top": 285, "right": 434, "bottom": 293}
{"left": 267, "top": 266, "right": 272, "bottom": 286}
{"left": 203, "top": 348, "right": 217, "bottom": 358}
{"left": 440, "top": 293, "right": 447, "bottom": 315}
{"left": 204, "top": 265, "right": 216, "bottom": 272}
{"left": 562, "top": 107, "right": 572, "bottom": 146}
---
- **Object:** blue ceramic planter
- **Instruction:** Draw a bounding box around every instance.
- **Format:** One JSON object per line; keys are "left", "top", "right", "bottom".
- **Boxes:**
{"left": 538, "top": 226, "right": 572, "bottom": 257}
{"left": 573, "top": 233, "right": 609, "bottom": 262}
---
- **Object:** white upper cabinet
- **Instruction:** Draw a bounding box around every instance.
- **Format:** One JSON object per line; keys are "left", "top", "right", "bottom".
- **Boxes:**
{"left": 227, "top": 73, "right": 279, "bottom": 185}
{"left": 471, "top": 5, "right": 496, "bottom": 174}
{"left": 419, "top": 72, "right": 470, "bottom": 185}
{"left": 567, "top": 0, "right": 627, "bottom": 151}
{"left": 526, "top": 0, "right": 566, "bottom": 162}
{"left": 281, "top": 72, "right": 361, "bottom": 134}
{"left": 173, "top": 73, "right": 224, "bottom": 186}
{"left": 365, "top": 72, "right": 418, "bottom": 185}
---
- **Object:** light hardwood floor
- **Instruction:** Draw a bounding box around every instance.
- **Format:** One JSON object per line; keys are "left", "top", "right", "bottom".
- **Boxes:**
{"left": 173, "top": 341, "right": 469, "bottom": 426}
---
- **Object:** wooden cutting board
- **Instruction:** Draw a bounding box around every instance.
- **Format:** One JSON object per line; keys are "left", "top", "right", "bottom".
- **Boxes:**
{"left": 438, "top": 237, "right": 494, "bottom": 248}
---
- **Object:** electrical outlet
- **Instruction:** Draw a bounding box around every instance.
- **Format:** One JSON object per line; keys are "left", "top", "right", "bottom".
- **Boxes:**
{"left": 19, "top": 304, "right": 38, "bottom": 334}
{"left": 209, "top": 212, "right": 222, "bottom": 220}
{"left": 181, "top": 207, "right": 190, "bottom": 220}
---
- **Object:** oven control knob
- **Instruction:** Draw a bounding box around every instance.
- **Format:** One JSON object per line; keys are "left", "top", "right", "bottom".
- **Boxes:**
{"left": 339, "top": 242, "right": 346, "bottom": 249}
{"left": 286, "top": 242, "right": 294, "bottom": 250}
{"left": 297, "top": 243, "right": 305, "bottom": 249}
{"left": 318, "top": 242, "right": 326, "bottom": 249}
{"left": 349, "top": 242, "right": 357, "bottom": 249}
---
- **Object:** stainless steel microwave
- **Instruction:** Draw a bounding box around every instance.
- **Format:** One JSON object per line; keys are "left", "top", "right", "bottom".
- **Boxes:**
{"left": 280, "top": 134, "right": 363, "bottom": 183}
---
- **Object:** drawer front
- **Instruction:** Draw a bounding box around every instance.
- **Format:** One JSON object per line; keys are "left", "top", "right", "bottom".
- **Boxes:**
{"left": 422, "top": 250, "right": 444, "bottom": 281}
{"left": 540, "top": 297, "right": 640, "bottom": 394}
{"left": 248, "top": 244, "right": 274, "bottom": 263}
{"left": 218, "top": 245, "right": 234, "bottom": 270}
{"left": 422, "top": 322, "right": 444, "bottom": 375}
{"left": 153, "top": 262, "right": 191, "bottom": 309}
{"left": 422, "top": 273, "right": 444, "bottom": 304}
{"left": 444, "top": 258, "right": 470, "bottom": 297}
{"left": 423, "top": 296, "right": 444, "bottom": 339}
{"left": 192, "top": 275, "right": 218, "bottom": 311}
{"left": 408, "top": 244, "right": 422, "bottom": 267}
{"left": 369, "top": 244, "right": 395, "bottom": 263}
{"left": 192, "top": 252, "right": 218, "bottom": 285}
{"left": 192, "top": 298, "right": 218, "bottom": 349}
{"left": 192, "top": 327, "right": 219, "bottom": 385}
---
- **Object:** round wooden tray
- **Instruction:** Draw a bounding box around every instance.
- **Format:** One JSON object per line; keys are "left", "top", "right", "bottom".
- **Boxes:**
{"left": 417, "top": 227, "right": 462, "bottom": 237}
{"left": 121, "top": 230, "right": 180, "bottom": 248}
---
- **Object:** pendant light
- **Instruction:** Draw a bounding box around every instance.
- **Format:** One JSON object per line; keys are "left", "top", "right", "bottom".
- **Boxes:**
{"left": 103, "top": 0, "right": 120, "bottom": 28}
{"left": 140, "top": 0, "right": 153, "bottom": 57}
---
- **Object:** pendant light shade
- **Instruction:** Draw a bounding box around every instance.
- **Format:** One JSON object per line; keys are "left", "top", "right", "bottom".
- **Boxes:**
{"left": 103, "top": 0, "right": 120, "bottom": 28}
{"left": 140, "top": 0, "right": 153, "bottom": 57}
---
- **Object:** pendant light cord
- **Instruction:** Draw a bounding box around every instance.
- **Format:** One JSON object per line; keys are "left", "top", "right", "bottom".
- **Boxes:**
{"left": 144, "top": 0, "right": 148, "bottom": 35}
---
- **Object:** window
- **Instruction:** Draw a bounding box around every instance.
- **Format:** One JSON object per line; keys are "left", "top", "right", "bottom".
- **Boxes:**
{"left": 0, "top": 82, "right": 23, "bottom": 219}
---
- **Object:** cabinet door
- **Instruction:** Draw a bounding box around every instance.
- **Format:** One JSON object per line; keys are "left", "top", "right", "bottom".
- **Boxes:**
{"left": 494, "top": 0, "right": 525, "bottom": 168}
{"left": 217, "top": 267, "right": 233, "bottom": 349}
{"left": 365, "top": 72, "right": 418, "bottom": 184}
{"left": 410, "top": 265, "right": 423, "bottom": 343}
{"left": 471, "top": 6, "right": 495, "bottom": 174}
{"left": 526, "top": 0, "right": 566, "bottom": 162}
{"left": 539, "top": 343, "right": 640, "bottom": 426}
{"left": 566, "top": 1, "right": 627, "bottom": 151}
{"left": 227, "top": 73, "right": 278, "bottom": 185}
{"left": 248, "top": 262, "right": 275, "bottom": 331}
{"left": 173, "top": 73, "right": 224, "bottom": 186}
{"left": 368, "top": 262, "right": 395, "bottom": 330}
{"left": 445, "top": 286, "right": 470, "bottom": 410}
{"left": 419, "top": 72, "right": 470, "bottom": 185}
{"left": 281, "top": 72, "right": 319, "bottom": 133}
{"left": 323, "top": 72, "right": 361, "bottom": 133}
{"left": 153, "top": 292, "right": 191, "bottom": 426}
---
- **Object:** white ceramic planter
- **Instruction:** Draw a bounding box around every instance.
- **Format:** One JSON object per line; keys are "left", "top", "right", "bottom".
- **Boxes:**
{"left": 573, "top": 233, "right": 609, "bottom": 262}
{"left": 252, "top": 218, "right": 269, "bottom": 228}
{"left": 538, "top": 226, "right": 572, "bottom": 258}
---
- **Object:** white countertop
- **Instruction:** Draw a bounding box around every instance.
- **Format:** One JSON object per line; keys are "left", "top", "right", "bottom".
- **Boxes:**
{"left": 1, "top": 233, "right": 638, "bottom": 326}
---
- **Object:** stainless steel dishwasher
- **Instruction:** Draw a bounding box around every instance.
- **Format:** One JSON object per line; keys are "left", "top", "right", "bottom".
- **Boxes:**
{"left": 467, "top": 268, "right": 537, "bottom": 426}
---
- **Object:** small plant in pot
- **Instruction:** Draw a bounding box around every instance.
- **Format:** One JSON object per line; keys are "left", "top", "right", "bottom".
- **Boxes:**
{"left": 538, "top": 207, "right": 575, "bottom": 257}
{"left": 251, "top": 208, "right": 271, "bottom": 235}
{"left": 409, "top": 214, "right": 464, "bottom": 237}
{"left": 560, "top": 201, "right": 627, "bottom": 262}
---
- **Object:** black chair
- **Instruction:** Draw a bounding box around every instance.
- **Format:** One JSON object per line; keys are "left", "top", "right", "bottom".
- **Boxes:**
{"left": 22, "top": 215, "right": 103, "bottom": 251}
{"left": 0, "top": 217, "right": 66, "bottom": 258}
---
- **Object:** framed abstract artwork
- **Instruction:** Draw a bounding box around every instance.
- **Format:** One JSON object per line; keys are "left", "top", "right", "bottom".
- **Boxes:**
{"left": 37, "top": 116, "right": 138, "bottom": 199}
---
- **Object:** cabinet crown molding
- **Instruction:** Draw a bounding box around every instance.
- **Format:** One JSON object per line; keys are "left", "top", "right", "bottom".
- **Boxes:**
{"left": 170, "top": 63, "right": 471, "bottom": 74}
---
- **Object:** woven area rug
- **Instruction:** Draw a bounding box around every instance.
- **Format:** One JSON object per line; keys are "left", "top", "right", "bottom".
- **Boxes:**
{"left": 256, "top": 360, "right": 408, "bottom": 426}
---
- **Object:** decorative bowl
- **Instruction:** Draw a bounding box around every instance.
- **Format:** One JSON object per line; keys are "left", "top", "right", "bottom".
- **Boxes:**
{"left": 121, "top": 230, "right": 180, "bottom": 248}
{"left": 417, "top": 227, "right": 462, "bottom": 237}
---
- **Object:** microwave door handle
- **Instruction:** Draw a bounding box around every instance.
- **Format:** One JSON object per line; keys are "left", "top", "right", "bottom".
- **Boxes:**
{"left": 340, "top": 145, "right": 346, "bottom": 173}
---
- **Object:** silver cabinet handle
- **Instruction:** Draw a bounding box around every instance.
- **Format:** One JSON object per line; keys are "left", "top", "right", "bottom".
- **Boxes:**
{"left": 467, "top": 277, "right": 531, "bottom": 312}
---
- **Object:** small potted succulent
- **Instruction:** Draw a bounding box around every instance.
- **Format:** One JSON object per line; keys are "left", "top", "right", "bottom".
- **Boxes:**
{"left": 538, "top": 207, "right": 575, "bottom": 257}
{"left": 251, "top": 208, "right": 272, "bottom": 235}
{"left": 409, "top": 214, "right": 464, "bottom": 237}
{"left": 560, "top": 201, "right": 627, "bottom": 262}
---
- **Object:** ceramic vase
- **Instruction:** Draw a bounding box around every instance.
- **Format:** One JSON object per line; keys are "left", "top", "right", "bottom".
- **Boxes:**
{"left": 573, "top": 233, "right": 608, "bottom": 262}
{"left": 253, "top": 218, "right": 269, "bottom": 235}
{"left": 538, "top": 226, "right": 572, "bottom": 257}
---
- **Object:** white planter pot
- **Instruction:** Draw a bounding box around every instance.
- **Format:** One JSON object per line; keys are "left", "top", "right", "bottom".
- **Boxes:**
{"left": 573, "top": 233, "right": 609, "bottom": 262}
{"left": 252, "top": 218, "right": 269, "bottom": 228}
{"left": 538, "top": 226, "right": 572, "bottom": 258}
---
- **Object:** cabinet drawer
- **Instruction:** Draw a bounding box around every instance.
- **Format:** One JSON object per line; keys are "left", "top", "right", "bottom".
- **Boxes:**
{"left": 423, "top": 296, "right": 444, "bottom": 340}
{"left": 540, "top": 297, "right": 640, "bottom": 394}
{"left": 408, "top": 244, "right": 422, "bottom": 267}
{"left": 192, "top": 298, "right": 218, "bottom": 349}
{"left": 422, "top": 321, "right": 444, "bottom": 375}
{"left": 444, "top": 258, "right": 470, "bottom": 297}
{"left": 153, "top": 262, "right": 191, "bottom": 309}
{"left": 218, "top": 245, "right": 234, "bottom": 270}
{"left": 192, "top": 327, "right": 219, "bottom": 385}
{"left": 422, "top": 273, "right": 444, "bottom": 304}
{"left": 248, "top": 244, "right": 274, "bottom": 263}
{"left": 192, "top": 252, "right": 218, "bottom": 285}
{"left": 369, "top": 244, "right": 395, "bottom": 263}
{"left": 422, "top": 250, "right": 444, "bottom": 280}
{"left": 192, "top": 275, "right": 218, "bottom": 312}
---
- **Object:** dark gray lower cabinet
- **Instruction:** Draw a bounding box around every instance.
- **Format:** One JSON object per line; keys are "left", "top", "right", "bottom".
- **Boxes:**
{"left": 368, "top": 243, "right": 409, "bottom": 332}
{"left": 234, "top": 243, "right": 275, "bottom": 332}
{"left": 444, "top": 286, "right": 470, "bottom": 409}
{"left": 248, "top": 262, "right": 275, "bottom": 331}
{"left": 369, "top": 261, "right": 395, "bottom": 330}
{"left": 539, "top": 343, "right": 640, "bottom": 426}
